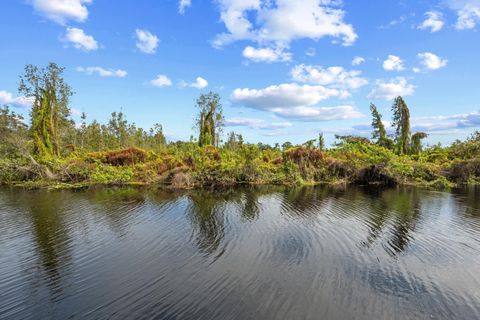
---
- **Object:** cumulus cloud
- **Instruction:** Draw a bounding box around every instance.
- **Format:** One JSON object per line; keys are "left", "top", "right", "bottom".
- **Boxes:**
{"left": 135, "top": 29, "right": 159, "bottom": 54}
{"left": 179, "top": 0, "right": 191, "bottom": 14}
{"left": 213, "top": 0, "right": 357, "bottom": 49}
{"left": 383, "top": 55, "right": 405, "bottom": 71}
{"left": 63, "top": 27, "right": 98, "bottom": 51}
{"left": 0, "top": 90, "right": 33, "bottom": 108}
{"left": 77, "top": 66, "right": 127, "bottom": 78}
{"left": 225, "top": 118, "right": 292, "bottom": 130}
{"left": 150, "top": 75, "right": 173, "bottom": 87}
{"left": 291, "top": 64, "right": 368, "bottom": 90}
{"left": 417, "top": 52, "right": 448, "bottom": 70}
{"left": 232, "top": 83, "right": 346, "bottom": 110}
{"left": 352, "top": 56, "right": 365, "bottom": 66}
{"left": 31, "top": 0, "right": 92, "bottom": 25}
{"left": 190, "top": 77, "right": 208, "bottom": 89}
{"left": 180, "top": 77, "right": 209, "bottom": 89}
{"left": 231, "top": 83, "right": 362, "bottom": 121}
{"left": 418, "top": 11, "right": 444, "bottom": 32}
{"left": 368, "top": 77, "right": 415, "bottom": 101}
{"left": 242, "top": 46, "right": 292, "bottom": 63}
{"left": 447, "top": 0, "right": 480, "bottom": 30}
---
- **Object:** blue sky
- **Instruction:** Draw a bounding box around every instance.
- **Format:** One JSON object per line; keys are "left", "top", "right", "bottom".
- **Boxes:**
{"left": 1, "top": 0, "right": 480, "bottom": 145}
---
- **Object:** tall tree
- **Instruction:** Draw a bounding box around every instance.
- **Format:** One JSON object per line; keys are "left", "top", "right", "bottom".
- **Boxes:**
{"left": 19, "top": 63, "right": 72, "bottom": 158}
{"left": 318, "top": 133, "right": 325, "bottom": 151}
{"left": 195, "top": 92, "right": 224, "bottom": 147}
{"left": 391, "top": 96, "right": 411, "bottom": 155}
{"left": 369, "top": 103, "right": 391, "bottom": 148}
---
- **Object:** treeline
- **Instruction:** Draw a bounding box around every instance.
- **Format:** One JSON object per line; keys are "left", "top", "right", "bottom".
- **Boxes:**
{"left": 0, "top": 63, "right": 479, "bottom": 189}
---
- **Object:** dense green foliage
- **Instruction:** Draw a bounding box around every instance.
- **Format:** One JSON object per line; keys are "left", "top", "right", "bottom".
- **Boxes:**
{"left": 1, "top": 63, "right": 479, "bottom": 189}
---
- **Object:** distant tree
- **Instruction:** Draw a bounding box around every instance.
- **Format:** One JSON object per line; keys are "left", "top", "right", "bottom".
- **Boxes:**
{"left": 79, "top": 112, "right": 87, "bottom": 150}
{"left": 282, "top": 141, "right": 293, "bottom": 150}
{"left": 411, "top": 132, "right": 428, "bottom": 154}
{"left": 303, "top": 139, "right": 316, "bottom": 149}
{"left": 318, "top": 133, "right": 325, "bottom": 151}
{"left": 195, "top": 92, "right": 224, "bottom": 147}
{"left": 0, "top": 106, "right": 29, "bottom": 157}
{"left": 149, "top": 123, "right": 166, "bottom": 148}
{"left": 19, "top": 63, "right": 73, "bottom": 158}
{"left": 225, "top": 131, "right": 242, "bottom": 150}
{"left": 391, "top": 96, "right": 411, "bottom": 155}
{"left": 334, "top": 135, "right": 371, "bottom": 146}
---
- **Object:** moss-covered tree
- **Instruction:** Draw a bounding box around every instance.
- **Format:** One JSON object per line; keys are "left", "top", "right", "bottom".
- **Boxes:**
{"left": 19, "top": 63, "right": 72, "bottom": 159}
{"left": 370, "top": 103, "right": 393, "bottom": 149}
{"left": 391, "top": 96, "right": 411, "bottom": 155}
{"left": 195, "top": 92, "right": 223, "bottom": 147}
{"left": 318, "top": 133, "right": 325, "bottom": 151}
{"left": 411, "top": 132, "right": 428, "bottom": 154}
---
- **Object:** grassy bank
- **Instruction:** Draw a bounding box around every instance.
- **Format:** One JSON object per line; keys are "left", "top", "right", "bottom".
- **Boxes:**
{"left": 2, "top": 131, "right": 479, "bottom": 190}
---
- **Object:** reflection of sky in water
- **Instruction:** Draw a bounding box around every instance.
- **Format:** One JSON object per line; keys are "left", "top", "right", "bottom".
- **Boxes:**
{"left": 0, "top": 186, "right": 480, "bottom": 320}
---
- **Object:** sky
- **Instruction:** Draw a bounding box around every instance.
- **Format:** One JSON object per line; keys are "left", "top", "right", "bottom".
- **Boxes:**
{"left": 0, "top": 0, "right": 480, "bottom": 145}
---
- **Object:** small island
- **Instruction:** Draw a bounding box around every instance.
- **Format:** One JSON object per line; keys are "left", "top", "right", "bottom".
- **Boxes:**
{"left": 1, "top": 63, "right": 479, "bottom": 190}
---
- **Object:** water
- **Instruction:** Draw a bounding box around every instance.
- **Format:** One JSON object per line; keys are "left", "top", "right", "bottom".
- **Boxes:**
{"left": 1, "top": 186, "right": 480, "bottom": 320}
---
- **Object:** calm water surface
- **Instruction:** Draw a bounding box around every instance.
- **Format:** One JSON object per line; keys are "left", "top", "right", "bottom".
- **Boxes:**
{"left": 1, "top": 186, "right": 480, "bottom": 319}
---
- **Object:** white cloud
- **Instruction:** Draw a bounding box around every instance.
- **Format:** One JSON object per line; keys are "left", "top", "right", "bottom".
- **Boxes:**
{"left": 352, "top": 56, "right": 365, "bottom": 66}
{"left": 213, "top": 0, "right": 357, "bottom": 49}
{"left": 225, "top": 118, "right": 292, "bottom": 130}
{"left": 242, "top": 46, "right": 291, "bottom": 63}
{"left": 31, "top": 0, "right": 92, "bottom": 25}
{"left": 270, "top": 105, "right": 364, "bottom": 121}
{"left": 383, "top": 55, "right": 405, "bottom": 71}
{"left": 179, "top": 0, "right": 191, "bottom": 14}
{"left": 378, "top": 14, "right": 414, "bottom": 29}
{"left": 135, "top": 29, "right": 159, "bottom": 54}
{"left": 189, "top": 77, "right": 209, "bottom": 89}
{"left": 180, "top": 77, "right": 209, "bottom": 89}
{"left": 291, "top": 64, "right": 368, "bottom": 90}
{"left": 150, "top": 75, "right": 172, "bottom": 87}
{"left": 368, "top": 77, "right": 415, "bottom": 101}
{"left": 231, "top": 83, "right": 361, "bottom": 121}
{"left": 63, "top": 27, "right": 98, "bottom": 51}
{"left": 418, "top": 11, "right": 445, "bottom": 32}
{"left": 77, "top": 66, "right": 127, "bottom": 78}
{"left": 447, "top": 0, "right": 480, "bottom": 30}
{"left": 232, "top": 83, "right": 346, "bottom": 110}
{"left": 0, "top": 90, "right": 33, "bottom": 108}
{"left": 411, "top": 111, "right": 480, "bottom": 132}
{"left": 417, "top": 52, "right": 448, "bottom": 70}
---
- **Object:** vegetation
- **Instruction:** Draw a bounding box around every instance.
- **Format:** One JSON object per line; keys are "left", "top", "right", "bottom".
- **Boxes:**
{"left": 1, "top": 63, "right": 479, "bottom": 190}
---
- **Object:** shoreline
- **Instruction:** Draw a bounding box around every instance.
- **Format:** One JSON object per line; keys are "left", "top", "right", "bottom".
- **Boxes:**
{"left": 3, "top": 177, "right": 475, "bottom": 191}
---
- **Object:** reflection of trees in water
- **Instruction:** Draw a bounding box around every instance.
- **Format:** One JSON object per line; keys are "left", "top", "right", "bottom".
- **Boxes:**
{"left": 185, "top": 186, "right": 280, "bottom": 254}
{"left": 279, "top": 186, "right": 344, "bottom": 218}
{"left": 86, "top": 187, "right": 147, "bottom": 236}
{"left": 16, "top": 190, "right": 74, "bottom": 299}
{"left": 186, "top": 190, "right": 233, "bottom": 255}
{"left": 360, "top": 187, "right": 423, "bottom": 256}
{"left": 453, "top": 186, "right": 480, "bottom": 218}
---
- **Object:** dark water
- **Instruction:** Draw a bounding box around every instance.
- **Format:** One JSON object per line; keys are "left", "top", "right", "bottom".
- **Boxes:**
{"left": 1, "top": 186, "right": 480, "bottom": 320}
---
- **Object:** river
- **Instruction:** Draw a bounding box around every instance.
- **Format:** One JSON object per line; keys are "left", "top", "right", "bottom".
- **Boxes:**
{"left": 1, "top": 186, "right": 479, "bottom": 319}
